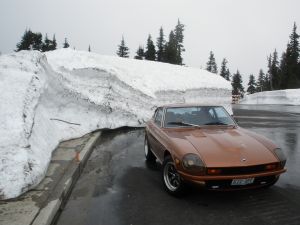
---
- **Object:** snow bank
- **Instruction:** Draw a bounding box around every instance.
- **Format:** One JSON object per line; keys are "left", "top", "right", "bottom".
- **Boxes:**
{"left": 0, "top": 49, "right": 231, "bottom": 199}
{"left": 241, "top": 89, "right": 300, "bottom": 105}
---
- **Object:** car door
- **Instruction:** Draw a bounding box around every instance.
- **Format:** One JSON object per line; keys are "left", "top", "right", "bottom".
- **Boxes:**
{"left": 147, "top": 107, "right": 165, "bottom": 162}
{"left": 147, "top": 109, "right": 158, "bottom": 149}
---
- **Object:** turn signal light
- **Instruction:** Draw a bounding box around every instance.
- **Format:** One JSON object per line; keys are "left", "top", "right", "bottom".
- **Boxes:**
{"left": 207, "top": 168, "right": 222, "bottom": 175}
{"left": 175, "top": 158, "right": 180, "bottom": 165}
{"left": 265, "top": 163, "right": 278, "bottom": 171}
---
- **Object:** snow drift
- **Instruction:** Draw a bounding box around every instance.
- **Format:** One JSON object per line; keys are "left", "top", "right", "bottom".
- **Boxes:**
{"left": 0, "top": 49, "right": 231, "bottom": 199}
{"left": 241, "top": 89, "right": 300, "bottom": 105}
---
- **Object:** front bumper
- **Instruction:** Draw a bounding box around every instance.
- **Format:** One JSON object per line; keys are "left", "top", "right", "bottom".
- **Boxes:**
{"left": 178, "top": 168, "right": 286, "bottom": 190}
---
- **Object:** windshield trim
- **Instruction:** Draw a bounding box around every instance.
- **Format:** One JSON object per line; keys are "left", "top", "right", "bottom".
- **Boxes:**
{"left": 162, "top": 106, "right": 237, "bottom": 128}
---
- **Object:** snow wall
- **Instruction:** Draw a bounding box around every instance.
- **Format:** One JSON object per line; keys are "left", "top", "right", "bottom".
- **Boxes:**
{"left": 0, "top": 49, "right": 232, "bottom": 199}
{"left": 241, "top": 89, "right": 300, "bottom": 105}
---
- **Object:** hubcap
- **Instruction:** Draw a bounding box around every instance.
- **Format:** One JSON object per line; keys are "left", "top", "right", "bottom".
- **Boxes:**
{"left": 164, "top": 162, "right": 181, "bottom": 191}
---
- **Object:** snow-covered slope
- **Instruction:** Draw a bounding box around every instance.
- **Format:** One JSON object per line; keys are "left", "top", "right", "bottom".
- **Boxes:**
{"left": 241, "top": 89, "right": 300, "bottom": 105}
{"left": 46, "top": 49, "right": 231, "bottom": 97}
{"left": 0, "top": 49, "right": 231, "bottom": 199}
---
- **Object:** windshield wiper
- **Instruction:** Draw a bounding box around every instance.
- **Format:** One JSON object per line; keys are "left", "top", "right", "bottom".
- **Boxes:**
{"left": 167, "top": 121, "right": 201, "bottom": 127}
{"left": 204, "top": 121, "right": 229, "bottom": 125}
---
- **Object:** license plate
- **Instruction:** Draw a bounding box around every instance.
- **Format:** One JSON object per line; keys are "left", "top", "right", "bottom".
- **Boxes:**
{"left": 231, "top": 178, "right": 255, "bottom": 186}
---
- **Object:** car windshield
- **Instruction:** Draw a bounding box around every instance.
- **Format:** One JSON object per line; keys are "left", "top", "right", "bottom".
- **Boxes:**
{"left": 164, "top": 106, "right": 235, "bottom": 128}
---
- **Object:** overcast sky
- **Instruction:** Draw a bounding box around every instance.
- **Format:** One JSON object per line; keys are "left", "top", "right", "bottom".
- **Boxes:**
{"left": 1, "top": 0, "right": 300, "bottom": 82}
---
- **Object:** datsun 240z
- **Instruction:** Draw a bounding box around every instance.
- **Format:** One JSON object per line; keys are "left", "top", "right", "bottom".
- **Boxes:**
{"left": 144, "top": 104, "right": 286, "bottom": 196}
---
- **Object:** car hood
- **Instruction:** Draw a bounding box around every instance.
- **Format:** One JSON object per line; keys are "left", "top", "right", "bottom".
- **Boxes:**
{"left": 165, "top": 127, "right": 278, "bottom": 167}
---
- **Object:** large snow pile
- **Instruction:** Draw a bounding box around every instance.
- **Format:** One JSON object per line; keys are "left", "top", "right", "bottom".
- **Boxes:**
{"left": 241, "top": 89, "right": 300, "bottom": 105}
{"left": 0, "top": 49, "right": 231, "bottom": 199}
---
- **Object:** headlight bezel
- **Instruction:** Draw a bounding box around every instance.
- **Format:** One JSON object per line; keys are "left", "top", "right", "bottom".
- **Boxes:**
{"left": 182, "top": 153, "right": 205, "bottom": 175}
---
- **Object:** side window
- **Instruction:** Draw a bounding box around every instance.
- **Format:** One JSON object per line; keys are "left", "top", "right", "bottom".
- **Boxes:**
{"left": 154, "top": 108, "right": 163, "bottom": 126}
{"left": 214, "top": 107, "right": 227, "bottom": 119}
{"left": 208, "top": 108, "right": 216, "bottom": 119}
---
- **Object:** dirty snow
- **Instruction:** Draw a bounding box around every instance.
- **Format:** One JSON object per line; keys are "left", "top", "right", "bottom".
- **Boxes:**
{"left": 241, "top": 89, "right": 300, "bottom": 105}
{"left": 0, "top": 49, "right": 232, "bottom": 199}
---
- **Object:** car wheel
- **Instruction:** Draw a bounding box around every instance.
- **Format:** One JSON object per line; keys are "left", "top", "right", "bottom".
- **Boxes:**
{"left": 162, "top": 155, "right": 185, "bottom": 196}
{"left": 144, "top": 136, "right": 156, "bottom": 162}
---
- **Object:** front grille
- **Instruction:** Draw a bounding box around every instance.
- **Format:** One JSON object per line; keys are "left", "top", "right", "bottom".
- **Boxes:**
{"left": 207, "top": 164, "right": 273, "bottom": 175}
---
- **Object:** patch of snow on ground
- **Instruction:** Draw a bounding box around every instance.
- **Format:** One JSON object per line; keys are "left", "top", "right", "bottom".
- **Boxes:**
{"left": 241, "top": 89, "right": 300, "bottom": 105}
{"left": 0, "top": 49, "right": 232, "bottom": 199}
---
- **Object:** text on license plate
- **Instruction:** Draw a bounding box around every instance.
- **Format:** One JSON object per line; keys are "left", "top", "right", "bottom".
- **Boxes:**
{"left": 231, "top": 178, "right": 255, "bottom": 186}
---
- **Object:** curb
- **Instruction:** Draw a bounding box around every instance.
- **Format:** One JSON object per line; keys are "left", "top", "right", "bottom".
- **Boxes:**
{"left": 31, "top": 131, "right": 102, "bottom": 225}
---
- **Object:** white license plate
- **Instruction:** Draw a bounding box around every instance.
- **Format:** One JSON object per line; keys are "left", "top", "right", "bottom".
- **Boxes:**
{"left": 231, "top": 178, "right": 255, "bottom": 186}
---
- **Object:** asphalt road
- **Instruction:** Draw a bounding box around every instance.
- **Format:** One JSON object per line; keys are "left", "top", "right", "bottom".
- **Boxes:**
{"left": 55, "top": 105, "right": 300, "bottom": 225}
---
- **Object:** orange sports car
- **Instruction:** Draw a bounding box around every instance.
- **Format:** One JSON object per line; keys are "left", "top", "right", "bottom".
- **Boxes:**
{"left": 144, "top": 104, "right": 286, "bottom": 196}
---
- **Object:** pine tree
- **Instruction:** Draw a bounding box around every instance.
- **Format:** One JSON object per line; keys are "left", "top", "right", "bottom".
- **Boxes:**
{"left": 267, "top": 55, "right": 273, "bottom": 90}
{"left": 206, "top": 51, "right": 218, "bottom": 74}
{"left": 16, "top": 29, "right": 34, "bottom": 51}
{"left": 269, "top": 49, "right": 280, "bottom": 90}
{"left": 220, "top": 58, "right": 230, "bottom": 81}
{"left": 290, "top": 22, "right": 300, "bottom": 63}
{"left": 174, "top": 19, "right": 185, "bottom": 65}
{"left": 156, "top": 27, "right": 165, "bottom": 62}
{"left": 280, "top": 22, "right": 300, "bottom": 89}
{"left": 164, "top": 31, "right": 177, "bottom": 64}
{"left": 225, "top": 69, "right": 230, "bottom": 81}
{"left": 43, "top": 34, "right": 57, "bottom": 51}
{"left": 264, "top": 73, "right": 271, "bottom": 91}
{"left": 51, "top": 34, "right": 57, "bottom": 50}
{"left": 257, "top": 69, "right": 265, "bottom": 92}
{"left": 279, "top": 51, "right": 288, "bottom": 89}
{"left": 144, "top": 34, "right": 156, "bottom": 61}
{"left": 16, "top": 29, "right": 32, "bottom": 51}
{"left": 63, "top": 38, "right": 70, "bottom": 48}
{"left": 231, "top": 70, "right": 245, "bottom": 97}
{"left": 116, "top": 36, "right": 129, "bottom": 58}
{"left": 134, "top": 46, "right": 144, "bottom": 60}
{"left": 32, "top": 32, "right": 43, "bottom": 51}
{"left": 247, "top": 74, "right": 257, "bottom": 94}
{"left": 42, "top": 34, "right": 51, "bottom": 52}
{"left": 16, "top": 29, "right": 44, "bottom": 51}
{"left": 220, "top": 58, "right": 227, "bottom": 78}
{"left": 264, "top": 55, "right": 273, "bottom": 91}
{"left": 88, "top": 45, "right": 91, "bottom": 52}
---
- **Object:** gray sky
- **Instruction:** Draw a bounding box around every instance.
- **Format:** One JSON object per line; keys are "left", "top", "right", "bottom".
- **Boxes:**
{"left": 0, "top": 0, "right": 300, "bottom": 83}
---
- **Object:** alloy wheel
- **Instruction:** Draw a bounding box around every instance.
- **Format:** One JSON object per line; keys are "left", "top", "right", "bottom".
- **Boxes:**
{"left": 163, "top": 162, "right": 181, "bottom": 191}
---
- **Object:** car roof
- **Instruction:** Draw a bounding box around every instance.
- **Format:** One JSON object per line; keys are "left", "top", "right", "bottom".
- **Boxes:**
{"left": 158, "top": 103, "right": 224, "bottom": 108}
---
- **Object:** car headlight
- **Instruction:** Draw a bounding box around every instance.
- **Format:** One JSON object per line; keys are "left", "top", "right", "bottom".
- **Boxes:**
{"left": 182, "top": 153, "right": 205, "bottom": 174}
{"left": 274, "top": 148, "right": 287, "bottom": 168}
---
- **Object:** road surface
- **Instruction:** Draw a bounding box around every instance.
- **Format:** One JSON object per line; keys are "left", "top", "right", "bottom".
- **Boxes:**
{"left": 55, "top": 105, "right": 300, "bottom": 225}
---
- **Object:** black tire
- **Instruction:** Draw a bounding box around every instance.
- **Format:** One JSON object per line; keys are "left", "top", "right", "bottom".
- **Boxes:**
{"left": 144, "top": 135, "right": 156, "bottom": 162}
{"left": 162, "top": 155, "right": 185, "bottom": 196}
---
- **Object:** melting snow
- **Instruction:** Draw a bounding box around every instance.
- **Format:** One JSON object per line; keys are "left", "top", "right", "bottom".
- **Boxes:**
{"left": 0, "top": 49, "right": 232, "bottom": 199}
{"left": 241, "top": 89, "right": 300, "bottom": 105}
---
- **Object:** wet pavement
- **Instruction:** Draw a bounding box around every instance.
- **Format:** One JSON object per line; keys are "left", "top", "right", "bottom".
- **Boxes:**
{"left": 55, "top": 105, "right": 300, "bottom": 225}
